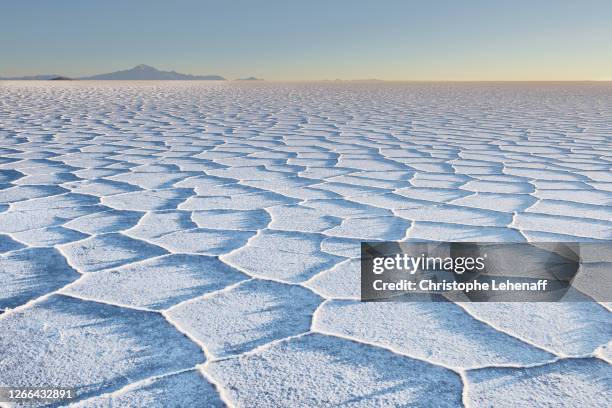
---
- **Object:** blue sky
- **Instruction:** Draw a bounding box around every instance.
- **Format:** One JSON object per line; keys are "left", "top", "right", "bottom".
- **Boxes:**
{"left": 1, "top": 0, "right": 611, "bottom": 80}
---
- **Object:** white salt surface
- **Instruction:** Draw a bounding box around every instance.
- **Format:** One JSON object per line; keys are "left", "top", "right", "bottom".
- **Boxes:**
{"left": 0, "top": 81, "right": 610, "bottom": 406}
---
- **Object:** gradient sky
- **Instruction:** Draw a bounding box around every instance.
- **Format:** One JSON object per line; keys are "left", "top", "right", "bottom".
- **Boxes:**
{"left": 1, "top": 0, "right": 611, "bottom": 80}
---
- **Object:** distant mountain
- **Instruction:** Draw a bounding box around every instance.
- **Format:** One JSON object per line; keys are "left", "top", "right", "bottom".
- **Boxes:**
{"left": 237, "top": 76, "right": 263, "bottom": 81}
{"left": 1, "top": 65, "right": 226, "bottom": 80}
{"left": 80, "top": 64, "right": 225, "bottom": 80}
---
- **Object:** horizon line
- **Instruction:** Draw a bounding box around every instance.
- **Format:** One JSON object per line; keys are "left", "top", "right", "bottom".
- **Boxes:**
{"left": 2, "top": 77, "right": 612, "bottom": 83}
{"left": 2, "top": 65, "right": 610, "bottom": 82}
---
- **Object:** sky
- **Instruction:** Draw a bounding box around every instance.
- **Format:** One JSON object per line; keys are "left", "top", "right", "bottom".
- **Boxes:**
{"left": 1, "top": 0, "right": 611, "bottom": 80}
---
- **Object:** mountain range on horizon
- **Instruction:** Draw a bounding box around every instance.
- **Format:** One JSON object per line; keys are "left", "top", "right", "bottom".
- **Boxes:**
{"left": 0, "top": 64, "right": 230, "bottom": 81}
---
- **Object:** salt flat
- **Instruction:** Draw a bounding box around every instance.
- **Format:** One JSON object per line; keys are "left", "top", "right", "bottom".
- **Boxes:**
{"left": 0, "top": 81, "right": 610, "bottom": 407}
